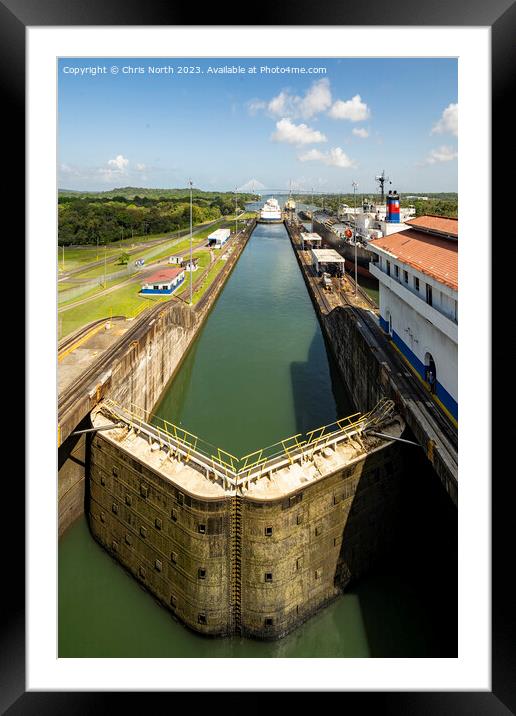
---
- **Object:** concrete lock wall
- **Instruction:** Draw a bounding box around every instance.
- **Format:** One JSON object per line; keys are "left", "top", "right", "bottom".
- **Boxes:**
{"left": 88, "top": 433, "right": 232, "bottom": 636}
{"left": 88, "top": 431, "right": 403, "bottom": 639}
{"left": 322, "top": 306, "right": 387, "bottom": 414}
{"left": 58, "top": 225, "right": 255, "bottom": 538}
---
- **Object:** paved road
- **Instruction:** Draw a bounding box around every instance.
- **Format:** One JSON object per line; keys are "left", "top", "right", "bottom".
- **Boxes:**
{"left": 58, "top": 241, "right": 215, "bottom": 313}
{"left": 57, "top": 216, "right": 230, "bottom": 282}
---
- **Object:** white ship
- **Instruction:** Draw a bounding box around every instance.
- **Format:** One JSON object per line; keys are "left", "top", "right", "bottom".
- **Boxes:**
{"left": 257, "top": 197, "right": 283, "bottom": 223}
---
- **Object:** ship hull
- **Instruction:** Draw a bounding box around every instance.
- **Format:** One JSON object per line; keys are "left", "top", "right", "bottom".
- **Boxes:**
{"left": 312, "top": 217, "right": 375, "bottom": 279}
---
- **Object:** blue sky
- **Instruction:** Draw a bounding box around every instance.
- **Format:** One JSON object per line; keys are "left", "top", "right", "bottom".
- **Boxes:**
{"left": 58, "top": 57, "right": 457, "bottom": 194}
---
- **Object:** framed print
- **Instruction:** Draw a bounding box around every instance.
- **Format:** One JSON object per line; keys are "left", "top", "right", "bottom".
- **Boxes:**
{"left": 4, "top": 0, "right": 512, "bottom": 709}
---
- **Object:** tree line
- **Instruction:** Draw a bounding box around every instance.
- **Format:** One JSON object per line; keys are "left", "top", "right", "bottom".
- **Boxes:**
{"left": 58, "top": 190, "right": 257, "bottom": 245}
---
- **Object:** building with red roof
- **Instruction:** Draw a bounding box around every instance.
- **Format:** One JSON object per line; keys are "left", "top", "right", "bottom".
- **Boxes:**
{"left": 368, "top": 216, "right": 458, "bottom": 420}
{"left": 140, "top": 266, "right": 185, "bottom": 295}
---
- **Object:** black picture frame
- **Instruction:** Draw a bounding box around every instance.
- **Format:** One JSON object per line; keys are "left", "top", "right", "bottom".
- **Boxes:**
{"left": 6, "top": 0, "right": 511, "bottom": 710}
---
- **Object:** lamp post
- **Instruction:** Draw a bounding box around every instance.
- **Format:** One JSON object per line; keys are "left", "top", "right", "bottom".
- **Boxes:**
{"left": 189, "top": 179, "right": 193, "bottom": 305}
{"left": 352, "top": 181, "right": 358, "bottom": 296}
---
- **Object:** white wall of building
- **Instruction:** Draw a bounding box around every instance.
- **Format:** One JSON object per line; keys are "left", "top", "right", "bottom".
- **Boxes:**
{"left": 378, "top": 282, "right": 457, "bottom": 407}
{"left": 369, "top": 245, "right": 458, "bottom": 419}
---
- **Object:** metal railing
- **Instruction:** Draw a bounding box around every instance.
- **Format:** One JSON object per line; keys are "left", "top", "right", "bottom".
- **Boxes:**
{"left": 98, "top": 397, "right": 396, "bottom": 491}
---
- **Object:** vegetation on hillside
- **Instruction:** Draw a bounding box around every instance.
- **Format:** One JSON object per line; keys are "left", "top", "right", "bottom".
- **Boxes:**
{"left": 58, "top": 188, "right": 258, "bottom": 245}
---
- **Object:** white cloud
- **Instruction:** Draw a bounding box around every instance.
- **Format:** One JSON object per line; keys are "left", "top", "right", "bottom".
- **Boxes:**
{"left": 298, "top": 146, "right": 355, "bottom": 168}
{"left": 252, "top": 79, "right": 332, "bottom": 120}
{"left": 328, "top": 94, "right": 370, "bottom": 121}
{"left": 268, "top": 91, "right": 291, "bottom": 116}
{"left": 352, "top": 127, "right": 369, "bottom": 138}
{"left": 247, "top": 99, "right": 266, "bottom": 115}
{"left": 431, "top": 103, "right": 458, "bottom": 137}
{"left": 135, "top": 163, "right": 146, "bottom": 171}
{"left": 59, "top": 163, "right": 80, "bottom": 176}
{"left": 424, "top": 145, "right": 458, "bottom": 164}
{"left": 99, "top": 154, "right": 130, "bottom": 182}
{"left": 297, "top": 78, "right": 332, "bottom": 118}
{"left": 272, "top": 118, "right": 327, "bottom": 145}
{"left": 107, "top": 154, "right": 129, "bottom": 171}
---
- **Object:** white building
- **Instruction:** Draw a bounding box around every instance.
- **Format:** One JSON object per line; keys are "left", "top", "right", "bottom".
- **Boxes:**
{"left": 208, "top": 228, "right": 230, "bottom": 248}
{"left": 300, "top": 232, "right": 322, "bottom": 250}
{"left": 368, "top": 215, "right": 458, "bottom": 421}
{"left": 140, "top": 266, "right": 185, "bottom": 295}
{"left": 310, "top": 248, "right": 346, "bottom": 276}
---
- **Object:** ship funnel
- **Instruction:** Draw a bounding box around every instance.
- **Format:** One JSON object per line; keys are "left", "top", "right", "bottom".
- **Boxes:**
{"left": 386, "top": 189, "right": 400, "bottom": 223}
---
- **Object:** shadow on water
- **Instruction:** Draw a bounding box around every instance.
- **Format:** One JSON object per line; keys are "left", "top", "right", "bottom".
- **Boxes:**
{"left": 331, "top": 429, "right": 457, "bottom": 658}
{"left": 290, "top": 329, "right": 355, "bottom": 438}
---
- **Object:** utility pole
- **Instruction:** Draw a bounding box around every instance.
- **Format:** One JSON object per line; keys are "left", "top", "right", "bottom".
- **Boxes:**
{"left": 235, "top": 187, "right": 238, "bottom": 236}
{"left": 189, "top": 179, "right": 193, "bottom": 305}
{"left": 352, "top": 181, "right": 358, "bottom": 296}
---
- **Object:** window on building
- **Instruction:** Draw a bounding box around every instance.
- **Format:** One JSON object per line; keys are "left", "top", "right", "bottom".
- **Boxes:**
{"left": 198, "top": 524, "right": 206, "bottom": 534}
{"left": 264, "top": 617, "right": 273, "bottom": 627}
{"left": 426, "top": 283, "right": 433, "bottom": 307}
{"left": 153, "top": 285, "right": 159, "bottom": 290}
{"left": 414, "top": 276, "right": 420, "bottom": 291}
{"left": 386, "top": 260, "right": 391, "bottom": 276}
{"left": 265, "top": 572, "right": 273, "bottom": 582}
{"left": 404, "top": 270, "right": 408, "bottom": 283}
{"left": 265, "top": 527, "right": 273, "bottom": 537}
{"left": 454, "top": 300, "right": 458, "bottom": 322}
{"left": 198, "top": 568, "right": 206, "bottom": 580}
{"left": 198, "top": 613, "right": 207, "bottom": 625}
{"left": 394, "top": 264, "right": 399, "bottom": 279}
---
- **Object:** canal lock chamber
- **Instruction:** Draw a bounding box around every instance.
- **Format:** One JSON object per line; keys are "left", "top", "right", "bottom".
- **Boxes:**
{"left": 63, "top": 218, "right": 456, "bottom": 654}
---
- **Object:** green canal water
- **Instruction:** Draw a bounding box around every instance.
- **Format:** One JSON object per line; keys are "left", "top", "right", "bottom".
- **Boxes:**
{"left": 59, "top": 219, "right": 457, "bottom": 658}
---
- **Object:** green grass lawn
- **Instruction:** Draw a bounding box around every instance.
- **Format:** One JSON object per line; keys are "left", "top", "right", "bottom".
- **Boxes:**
{"left": 58, "top": 277, "right": 123, "bottom": 306}
{"left": 57, "top": 218, "right": 224, "bottom": 273}
{"left": 58, "top": 281, "right": 172, "bottom": 338}
{"left": 192, "top": 257, "right": 227, "bottom": 304}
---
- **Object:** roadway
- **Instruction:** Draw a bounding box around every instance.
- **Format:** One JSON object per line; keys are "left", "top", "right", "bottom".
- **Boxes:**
{"left": 57, "top": 215, "right": 237, "bottom": 282}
